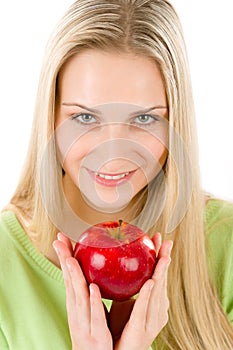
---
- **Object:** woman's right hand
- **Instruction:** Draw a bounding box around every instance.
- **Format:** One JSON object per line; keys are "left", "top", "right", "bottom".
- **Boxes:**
{"left": 53, "top": 233, "right": 113, "bottom": 350}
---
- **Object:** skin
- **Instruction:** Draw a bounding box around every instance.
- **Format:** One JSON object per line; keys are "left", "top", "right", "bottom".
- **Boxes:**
{"left": 55, "top": 50, "right": 169, "bottom": 224}
{"left": 53, "top": 49, "right": 173, "bottom": 349}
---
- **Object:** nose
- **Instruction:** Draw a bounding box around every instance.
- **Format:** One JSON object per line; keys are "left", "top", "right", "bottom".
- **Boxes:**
{"left": 102, "top": 123, "right": 131, "bottom": 156}
{"left": 95, "top": 123, "right": 132, "bottom": 169}
{"left": 104, "top": 122, "right": 129, "bottom": 140}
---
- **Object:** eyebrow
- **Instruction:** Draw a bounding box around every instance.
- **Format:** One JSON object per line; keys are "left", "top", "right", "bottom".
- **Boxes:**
{"left": 62, "top": 102, "right": 100, "bottom": 114}
{"left": 130, "top": 105, "right": 168, "bottom": 116}
{"left": 62, "top": 102, "right": 168, "bottom": 115}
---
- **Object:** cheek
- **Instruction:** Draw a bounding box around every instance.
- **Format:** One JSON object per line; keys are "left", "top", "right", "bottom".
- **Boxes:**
{"left": 129, "top": 138, "right": 167, "bottom": 189}
{"left": 143, "top": 137, "right": 168, "bottom": 182}
{"left": 133, "top": 124, "right": 168, "bottom": 167}
{"left": 143, "top": 136, "right": 168, "bottom": 166}
{"left": 61, "top": 136, "right": 93, "bottom": 173}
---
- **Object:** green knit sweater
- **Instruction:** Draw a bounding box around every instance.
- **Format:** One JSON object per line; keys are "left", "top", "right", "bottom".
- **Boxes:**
{"left": 0, "top": 198, "right": 232, "bottom": 349}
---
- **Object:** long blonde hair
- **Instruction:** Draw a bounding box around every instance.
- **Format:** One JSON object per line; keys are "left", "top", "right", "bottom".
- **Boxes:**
{"left": 6, "top": 0, "right": 233, "bottom": 348}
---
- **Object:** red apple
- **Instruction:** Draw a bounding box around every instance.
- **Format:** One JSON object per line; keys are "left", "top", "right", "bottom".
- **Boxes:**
{"left": 74, "top": 220, "right": 156, "bottom": 301}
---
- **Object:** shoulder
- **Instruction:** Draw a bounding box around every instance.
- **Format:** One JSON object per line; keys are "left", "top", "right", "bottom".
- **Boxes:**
{"left": 0, "top": 210, "right": 25, "bottom": 257}
{"left": 205, "top": 197, "right": 233, "bottom": 254}
{"left": 205, "top": 197, "right": 233, "bottom": 235}
{"left": 205, "top": 198, "right": 233, "bottom": 323}
{"left": 205, "top": 197, "right": 233, "bottom": 271}
{"left": 0, "top": 210, "right": 17, "bottom": 235}
{"left": 0, "top": 210, "right": 17, "bottom": 260}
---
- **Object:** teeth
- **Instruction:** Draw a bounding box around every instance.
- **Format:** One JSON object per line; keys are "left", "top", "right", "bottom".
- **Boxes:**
{"left": 95, "top": 172, "right": 130, "bottom": 180}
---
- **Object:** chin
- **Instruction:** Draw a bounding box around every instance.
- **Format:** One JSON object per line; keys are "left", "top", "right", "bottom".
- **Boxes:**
{"left": 81, "top": 190, "right": 133, "bottom": 214}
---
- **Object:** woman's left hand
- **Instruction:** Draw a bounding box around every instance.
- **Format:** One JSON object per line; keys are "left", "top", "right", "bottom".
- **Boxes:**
{"left": 111, "top": 233, "right": 173, "bottom": 350}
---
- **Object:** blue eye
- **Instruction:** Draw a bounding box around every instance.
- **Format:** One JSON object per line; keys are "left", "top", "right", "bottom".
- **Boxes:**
{"left": 71, "top": 113, "right": 98, "bottom": 124}
{"left": 133, "top": 114, "right": 160, "bottom": 125}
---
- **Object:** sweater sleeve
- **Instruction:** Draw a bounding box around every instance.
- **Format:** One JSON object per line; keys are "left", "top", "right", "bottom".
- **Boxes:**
{"left": 205, "top": 199, "right": 233, "bottom": 325}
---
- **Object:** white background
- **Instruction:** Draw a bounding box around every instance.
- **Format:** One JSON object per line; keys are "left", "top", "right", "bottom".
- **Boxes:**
{"left": 0, "top": 1, "right": 232, "bottom": 210}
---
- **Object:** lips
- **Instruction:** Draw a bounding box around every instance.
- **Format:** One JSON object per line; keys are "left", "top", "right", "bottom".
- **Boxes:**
{"left": 86, "top": 168, "right": 136, "bottom": 187}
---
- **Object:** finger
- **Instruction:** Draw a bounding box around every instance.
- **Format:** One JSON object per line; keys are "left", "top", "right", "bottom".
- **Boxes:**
{"left": 147, "top": 257, "right": 171, "bottom": 327}
{"left": 65, "top": 257, "right": 91, "bottom": 331}
{"left": 65, "top": 257, "right": 90, "bottom": 303}
{"left": 53, "top": 238, "right": 73, "bottom": 264}
{"left": 53, "top": 241, "right": 90, "bottom": 326}
{"left": 152, "top": 255, "right": 171, "bottom": 280}
{"left": 57, "top": 232, "right": 74, "bottom": 255}
{"left": 53, "top": 242, "right": 78, "bottom": 319}
{"left": 150, "top": 255, "right": 171, "bottom": 310}
{"left": 151, "top": 232, "right": 162, "bottom": 256}
{"left": 53, "top": 239, "right": 73, "bottom": 281}
{"left": 157, "top": 240, "right": 173, "bottom": 260}
{"left": 127, "top": 279, "right": 154, "bottom": 332}
{"left": 89, "top": 284, "right": 110, "bottom": 339}
{"left": 53, "top": 239, "right": 74, "bottom": 288}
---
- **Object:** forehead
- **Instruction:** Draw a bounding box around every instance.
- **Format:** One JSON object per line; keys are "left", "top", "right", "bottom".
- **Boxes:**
{"left": 57, "top": 49, "right": 167, "bottom": 106}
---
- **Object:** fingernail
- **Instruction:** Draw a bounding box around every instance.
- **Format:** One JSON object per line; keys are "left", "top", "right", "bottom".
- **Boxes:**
{"left": 167, "top": 241, "right": 173, "bottom": 254}
{"left": 57, "top": 232, "right": 63, "bottom": 241}
{"left": 53, "top": 242, "right": 60, "bottom": 255}
{"left": 89, "top": 284, "right": 94, "bottom": 295}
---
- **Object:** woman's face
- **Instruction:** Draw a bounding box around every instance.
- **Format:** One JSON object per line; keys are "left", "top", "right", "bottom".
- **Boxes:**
{"left": 55, "top": 49, "right": 168, "bottom": 215}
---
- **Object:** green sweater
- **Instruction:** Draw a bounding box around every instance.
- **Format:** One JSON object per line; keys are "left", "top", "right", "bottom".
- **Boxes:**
{"left": 0, "top": 199, "right": 232, "bottom": 349}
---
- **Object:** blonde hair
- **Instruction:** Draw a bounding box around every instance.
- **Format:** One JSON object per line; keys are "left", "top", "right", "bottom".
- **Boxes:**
{"left": 6, "top": 0, "right": 233, "bottom": 348}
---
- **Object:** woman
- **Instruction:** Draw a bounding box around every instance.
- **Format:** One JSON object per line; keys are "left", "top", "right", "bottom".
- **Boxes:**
{"left": 0, "top": 0, "right": 233, "bottom": 349}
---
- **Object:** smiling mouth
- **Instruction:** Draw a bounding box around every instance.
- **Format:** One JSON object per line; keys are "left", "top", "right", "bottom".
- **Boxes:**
{"left": 86, "top": 168, "right": 137, "bottom": 186}
{"left": 95, "top": 171, "right": 131, "bottom": 180}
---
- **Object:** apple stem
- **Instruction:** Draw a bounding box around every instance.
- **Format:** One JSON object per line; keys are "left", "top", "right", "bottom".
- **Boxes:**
{"left": 118, "top": 219, "right": 123, "bottom": 239}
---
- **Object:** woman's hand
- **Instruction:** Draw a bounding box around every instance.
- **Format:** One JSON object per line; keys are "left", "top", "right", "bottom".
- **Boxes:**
{"left": 112, "top": 233, "right": 173, "bottom": 350}
{"left": 53, "top": 233, "right": 113, "bottom": 350}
